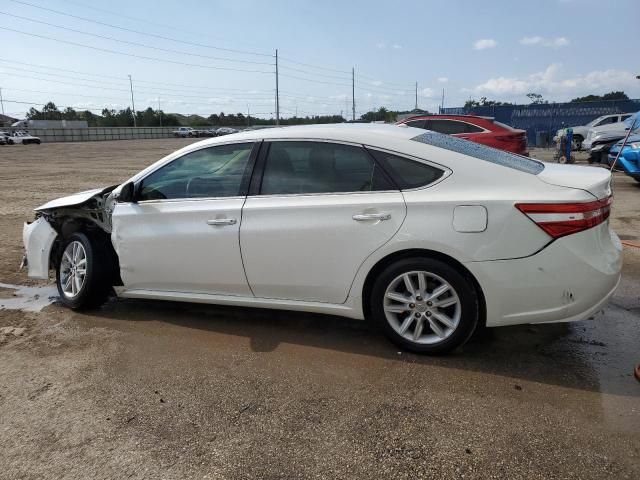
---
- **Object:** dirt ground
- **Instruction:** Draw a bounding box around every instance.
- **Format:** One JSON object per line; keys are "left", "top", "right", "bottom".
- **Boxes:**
{"left": 0, "top": 139, "right": 639, "bottom": 480}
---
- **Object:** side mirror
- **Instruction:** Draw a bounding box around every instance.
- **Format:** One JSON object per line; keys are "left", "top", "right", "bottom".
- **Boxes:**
{"left": 117, "top": 181, "right": 136, "bottom": 203}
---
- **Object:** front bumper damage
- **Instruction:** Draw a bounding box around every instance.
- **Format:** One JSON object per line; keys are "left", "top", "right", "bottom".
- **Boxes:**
{"left": 22, "top": 217, "right": 58, "bottom": 279}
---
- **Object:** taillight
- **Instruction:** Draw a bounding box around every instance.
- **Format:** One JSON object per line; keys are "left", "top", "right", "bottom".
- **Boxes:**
{"left": 515, "top": 196, "right": 612, "bottom": 239}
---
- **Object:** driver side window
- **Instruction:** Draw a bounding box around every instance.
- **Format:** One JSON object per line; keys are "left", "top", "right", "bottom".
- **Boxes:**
{"left": 138, "top": 143, "right": 253, "bottom": 201}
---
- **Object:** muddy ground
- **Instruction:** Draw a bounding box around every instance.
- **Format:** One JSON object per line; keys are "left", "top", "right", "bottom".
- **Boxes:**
{"left": 0, "top": 139, "right": 639, "bottom": 479}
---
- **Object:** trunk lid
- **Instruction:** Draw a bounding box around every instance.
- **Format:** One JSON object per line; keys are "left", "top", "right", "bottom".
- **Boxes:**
{"left": 537, "top": 163, "right": 611, "bottom": 200}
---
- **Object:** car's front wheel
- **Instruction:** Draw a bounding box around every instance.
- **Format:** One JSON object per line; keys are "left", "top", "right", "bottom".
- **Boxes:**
{"left": 56, "top": 232, "right": 114, "bottom": 309}
{"left": 371, "top": 258, "right": 479, "bottom": 354}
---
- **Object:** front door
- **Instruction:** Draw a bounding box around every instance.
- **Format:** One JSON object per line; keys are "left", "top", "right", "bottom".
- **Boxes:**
{"left": 112, "top": 142, "right": 257, "bottom": 296}
{"left": 240, "top": 140, "right": 406, "bottom": 304}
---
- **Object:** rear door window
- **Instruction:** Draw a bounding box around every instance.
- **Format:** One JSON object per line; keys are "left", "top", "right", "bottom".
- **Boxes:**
{"left": 259, "top": 141, "right": 395, "bottom": 195}
{"left": 428, "top": 119, "right": 475, "bottom": 135}
{"left": 405, "top": 119, "right": 426, "bottom": 129}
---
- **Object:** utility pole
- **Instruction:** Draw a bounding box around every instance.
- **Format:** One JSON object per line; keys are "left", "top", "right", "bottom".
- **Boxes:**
{"left": 351, "top": 67, "right": 355, "bottom": 121}
{"left": 128, "top": 74, "right": 136, "bottom": 127}
{"left": 0, "top": 87, "right": 4, "bottom": 115}
{"left": 247, "top": 103, "right": 250, "bottom": 126}
{"left": 415, "top": 81, "right": 418, "bottom": 110}
{"left": 441, "top": 88, "right": 445, "bottom": 113}
{"left": 158, "top": 98, "right": 162, "bottom": 127}
{"left": 275, "top": 49, "right": 280, "bottom": 126}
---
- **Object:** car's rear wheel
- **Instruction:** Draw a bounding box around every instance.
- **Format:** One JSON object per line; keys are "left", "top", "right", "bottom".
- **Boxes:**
{"left": 371, "top": 258, "right": 479, "bottom": 354}
{"left": 56, "top": 232, "right": 114, "bottom": 310}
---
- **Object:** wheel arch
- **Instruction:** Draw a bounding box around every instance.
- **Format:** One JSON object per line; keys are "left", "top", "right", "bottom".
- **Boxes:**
{"left": 360, "top": 248, "right": 486, "bottom": 327}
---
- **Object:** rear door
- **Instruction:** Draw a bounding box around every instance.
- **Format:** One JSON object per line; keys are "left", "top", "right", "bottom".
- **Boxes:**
{"left": 239, "top": 140, "right": 406, "bottom": 304}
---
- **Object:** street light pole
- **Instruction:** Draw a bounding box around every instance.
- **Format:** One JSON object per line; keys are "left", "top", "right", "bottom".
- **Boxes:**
{"left": 128, "top": 74, "right": 136, "bottom": 127}
{"left": 158, "top": 98, "right": 162, "bottom": 127}
{"left": 0, "top": 87, "right": 4, "bottom": 116}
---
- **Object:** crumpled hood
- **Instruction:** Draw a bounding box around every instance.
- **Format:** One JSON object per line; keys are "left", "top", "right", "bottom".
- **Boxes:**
{"left": 35, "top": 185, "right": 117, "bottom": 211}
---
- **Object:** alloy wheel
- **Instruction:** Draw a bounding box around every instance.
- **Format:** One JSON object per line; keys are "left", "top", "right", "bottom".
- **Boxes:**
{"left": 383, "top": 271, "right": 461, "bottom": 345}
{"left": 60, "top": 241, "right": 88, "bottom": 298}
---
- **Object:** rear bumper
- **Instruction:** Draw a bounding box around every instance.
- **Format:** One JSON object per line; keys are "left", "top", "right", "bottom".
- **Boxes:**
{"left": 466, "top": 225, "right": 622, "bottom": 327}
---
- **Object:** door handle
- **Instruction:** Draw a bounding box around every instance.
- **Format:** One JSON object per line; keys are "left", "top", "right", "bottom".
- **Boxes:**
{"left": 352, "top": 213, "right": 391, "bottom": 221}
{"left": 207, "top": 218, "right": 237, "bottom": 226}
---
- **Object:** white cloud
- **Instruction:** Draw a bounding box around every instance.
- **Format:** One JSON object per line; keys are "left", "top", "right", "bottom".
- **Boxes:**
{"left": 473, "top": 39, "right": 497, "bottom": 50}
{"left": 375, "top": 42, "right": 386, "bottom": 49}
{"left": 392, "top": 44, "right": 402, "bottom": 49}
{"left": 420, "top": 88, "right": 435, "bottom": 97}
{"left": 472, "top": 63, "right": 638, "bottom": 97}
{"left": 437, "top": 77, "right": 448, "bottom": 83}
{"left": 371, "top": 80, "right": 383, "bottom": 86}
{"left": 520, "top": 36, "right": 569, "bottom": 47}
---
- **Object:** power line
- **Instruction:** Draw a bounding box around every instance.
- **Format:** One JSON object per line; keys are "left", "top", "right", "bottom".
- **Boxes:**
{"left": 279, "top": 56, "right": 351, "bottom": 75}
{"left": 0, "top": 72, "right": 276, "bottom": 103}
{"left": 0, "top": 11, "right": 274, "bottom": 67}
{"left": 0, "top": 26, "right": 274, "bottom": 74}
{"left": 8, "top": 0, "right": 274, "bottom": 58}
{"left": 279, "top": 73, "right": 351, "bottom": 88}
{"left": 279, "top": 64, "right": 352, "bottom": 82}
{"left": 0, "top": 58, "right": 278, "bottom": 95}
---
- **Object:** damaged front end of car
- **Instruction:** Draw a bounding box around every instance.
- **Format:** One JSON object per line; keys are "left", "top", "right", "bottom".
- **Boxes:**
{"left": 22, "top": 185, "right": 120, "bottom": 279}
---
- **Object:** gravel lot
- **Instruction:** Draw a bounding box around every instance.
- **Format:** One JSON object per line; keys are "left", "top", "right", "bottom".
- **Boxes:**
{"left": 1, "top": 139, "right": 639, "bottom": 479}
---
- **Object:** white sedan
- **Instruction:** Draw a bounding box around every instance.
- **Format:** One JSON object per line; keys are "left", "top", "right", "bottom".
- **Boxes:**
{"left": 22, "top": 124, "right": 622, "bottom": 354}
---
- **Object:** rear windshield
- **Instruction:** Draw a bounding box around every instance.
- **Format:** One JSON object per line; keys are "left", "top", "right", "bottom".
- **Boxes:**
{"left": 411, "top": 131, "right": 544, "bottom": 175}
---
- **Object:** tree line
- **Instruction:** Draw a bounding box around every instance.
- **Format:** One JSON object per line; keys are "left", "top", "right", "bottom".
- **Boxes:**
{"left": 26, "top": 102, "right": 346, "bottom": 127}
{"left": 464, "top": 91, "right": 629, "bottom": 108}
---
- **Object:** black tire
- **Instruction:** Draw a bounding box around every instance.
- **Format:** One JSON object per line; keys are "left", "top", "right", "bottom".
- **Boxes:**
{"left": 370, "top": 257, "right": 479, "bottom": 354}
{"left": 7, "top": 139, "right": 14, "bottom": 145}
{"left": 572, "top": 135, "right": 583, "bottom": 151}
{"left": 55, "top": 232, "right": 115, "bottom": 310}
{"left": 34, "top": 139, "right": 41, "bottom": 144}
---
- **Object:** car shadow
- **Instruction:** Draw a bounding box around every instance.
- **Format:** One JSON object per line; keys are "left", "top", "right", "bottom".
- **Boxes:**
{"left": 91, "top": 296, "right": 639, "bottom": 397}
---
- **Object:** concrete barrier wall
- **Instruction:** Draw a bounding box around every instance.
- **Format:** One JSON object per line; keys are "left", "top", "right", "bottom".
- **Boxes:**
{"left": 3, "top": 126, "right": 208, "bottom": 143}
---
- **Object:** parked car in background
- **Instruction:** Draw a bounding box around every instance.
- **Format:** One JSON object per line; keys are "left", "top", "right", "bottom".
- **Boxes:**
{"left": 198, "top": 129, "right": 217, "bottom": 137}
{"left": 22, "top": 124, "right": 620, "bottom": 354}
{"left": 608, "top": 134, "right": 640, "bottom": 182}
{"left": 0, "top": 131, "right": 9, "bottom": 145}
{"left": 584, "top": 111, "right": 640, "bottom": 163}
{"left": 7, "top": 131, "right": 41, "bottom": 145}
{"left": 396, "top": 115, "right": 528, "bottom": 155}
{"left": 554, "top": 113, "right": 632, "bottom": 150}
{"left": 215, "top": 127, "right": 238, "bottom": 136}
{"left": 172, "top": 127, "right": 197, "bottom": 138}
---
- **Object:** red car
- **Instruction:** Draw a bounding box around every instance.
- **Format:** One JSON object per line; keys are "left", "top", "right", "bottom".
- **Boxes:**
{"left": 396, "top": 115, "right": 528, "bottom": 155}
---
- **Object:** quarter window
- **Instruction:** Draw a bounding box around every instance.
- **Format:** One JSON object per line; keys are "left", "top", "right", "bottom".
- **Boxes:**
{"left": 138, "top": 143, "right": 253, "bottom": 201}
{"left": 259, "top": 142, "right": 394, "bottom": 195}
{"left": 368, "top": 149, "right": 445, "bottom": 189}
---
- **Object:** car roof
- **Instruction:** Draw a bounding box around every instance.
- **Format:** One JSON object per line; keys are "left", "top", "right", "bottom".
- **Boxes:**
{"left": 190, "top": 123, "right": 418, "bottom": 147}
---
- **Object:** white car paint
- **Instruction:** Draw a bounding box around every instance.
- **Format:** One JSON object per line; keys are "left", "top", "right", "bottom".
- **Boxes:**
{"left": 22, "top": 217, "right": 57, "bottom": 279}
{"left": 24, "top": 124, "right": 622, "bottom": 329}
{"left": 35, "top": 187, "right": 109, "bottom": 211}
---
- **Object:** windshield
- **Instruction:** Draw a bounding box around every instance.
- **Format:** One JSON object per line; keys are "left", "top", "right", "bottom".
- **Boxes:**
{"left": 623, "top": 111, "right": 640, "bottom": 131}
{"left": 411, "top": 131, "right": 544, "bottom": 175}
{"left": 586, "top": 116, "right": 608, "bottom": 127}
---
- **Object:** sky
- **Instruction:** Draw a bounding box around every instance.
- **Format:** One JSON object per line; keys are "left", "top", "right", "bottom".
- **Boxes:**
{"left": 0, "top": 0, "right": 638, "bottom": 119}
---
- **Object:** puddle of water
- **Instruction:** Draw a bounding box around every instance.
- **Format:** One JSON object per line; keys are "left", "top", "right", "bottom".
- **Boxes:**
{"left": 0, "top": 282, "right": 59, "bottom": 312}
